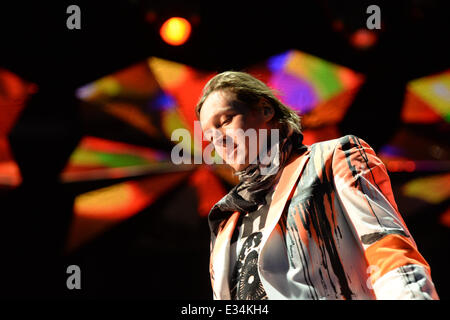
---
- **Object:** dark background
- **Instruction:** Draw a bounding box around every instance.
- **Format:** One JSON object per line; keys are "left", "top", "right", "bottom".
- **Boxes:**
{"left": 0, "top": 0, "right": 448, "bottom": 299}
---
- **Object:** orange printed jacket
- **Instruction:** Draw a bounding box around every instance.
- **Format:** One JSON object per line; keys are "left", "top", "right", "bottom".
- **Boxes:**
{"left": 209, "top": 135, "right": 439, "bottom": 300}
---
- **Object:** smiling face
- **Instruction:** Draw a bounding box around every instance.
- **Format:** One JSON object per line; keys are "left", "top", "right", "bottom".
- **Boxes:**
{"left": 199, "top": 89, "right": 275, "bottom": 171}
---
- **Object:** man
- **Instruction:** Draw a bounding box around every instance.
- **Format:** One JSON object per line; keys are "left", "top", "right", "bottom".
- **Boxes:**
{"left": 196, "top": 71, "right": 439, "bottom": 300}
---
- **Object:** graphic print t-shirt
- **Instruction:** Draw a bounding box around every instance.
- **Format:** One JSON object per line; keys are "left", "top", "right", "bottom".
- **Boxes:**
{"left": 229, "top": 190, "right": 275, "bottom": 300}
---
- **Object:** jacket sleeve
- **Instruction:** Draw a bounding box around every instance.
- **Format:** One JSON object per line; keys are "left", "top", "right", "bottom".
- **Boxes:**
{"left": 331, "top": 135, "right": 439, "bottom": 300}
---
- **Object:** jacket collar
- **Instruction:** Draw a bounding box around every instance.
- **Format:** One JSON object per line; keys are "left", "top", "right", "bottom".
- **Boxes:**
{"left": 259, "top": 146, "right": 311, "bottom": 256}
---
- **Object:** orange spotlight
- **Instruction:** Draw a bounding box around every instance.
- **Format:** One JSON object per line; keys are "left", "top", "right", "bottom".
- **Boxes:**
{"left": 160, "top": 17, "right": 192, "bottom": 46}
{"left": 349, "top": 29, "right": 378, "bottom": 49}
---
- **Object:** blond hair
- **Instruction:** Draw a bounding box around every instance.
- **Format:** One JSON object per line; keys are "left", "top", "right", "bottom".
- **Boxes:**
{"left": 196, "top": 71, "right": 302, "bottom": 136}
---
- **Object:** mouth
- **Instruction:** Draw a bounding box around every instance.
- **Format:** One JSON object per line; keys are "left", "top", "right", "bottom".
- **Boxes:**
{"left": 224, "top": 144, "right": 241, "bottom": 164}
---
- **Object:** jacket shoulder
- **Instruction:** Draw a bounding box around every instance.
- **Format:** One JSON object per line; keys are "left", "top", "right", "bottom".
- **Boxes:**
{"left": 305, "top": 135, "right": 373, "bottom": 168}
{"left": 309, "top": 135, "right": 370, "bottom": 153}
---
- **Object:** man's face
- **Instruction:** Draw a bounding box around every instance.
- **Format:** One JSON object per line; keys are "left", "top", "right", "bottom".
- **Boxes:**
{"left": 199, "top": 90, "right": 274, "bottom": 171}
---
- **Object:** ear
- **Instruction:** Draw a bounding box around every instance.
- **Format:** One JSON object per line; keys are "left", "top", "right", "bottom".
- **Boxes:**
{"left": 258, "top": 99, "right": 275, "bottom": 123}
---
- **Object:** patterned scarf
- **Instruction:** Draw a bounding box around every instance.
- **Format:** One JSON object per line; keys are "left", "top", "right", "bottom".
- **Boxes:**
{"left": 208, "top": 130, "right": 306, "bottom": 235}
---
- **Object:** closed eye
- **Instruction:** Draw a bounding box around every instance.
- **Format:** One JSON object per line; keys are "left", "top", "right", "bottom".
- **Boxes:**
{"left": 220, "top": 114, "right": 234, "bottom": 127}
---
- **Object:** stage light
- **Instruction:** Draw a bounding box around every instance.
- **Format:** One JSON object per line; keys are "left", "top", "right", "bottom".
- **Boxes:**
{"left": 349, "top": 29, "right": 378, "bottom": 49}
{"left": 160, "top": 17, "right": 191, "bottom": 46}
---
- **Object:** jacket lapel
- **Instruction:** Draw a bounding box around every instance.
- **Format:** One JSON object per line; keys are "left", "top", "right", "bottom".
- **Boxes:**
{"left": 260, "top": 148, "right": 311, "bottom": 254}
{"left": 210, "top": 211, "right": 240, "bottom": 299}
